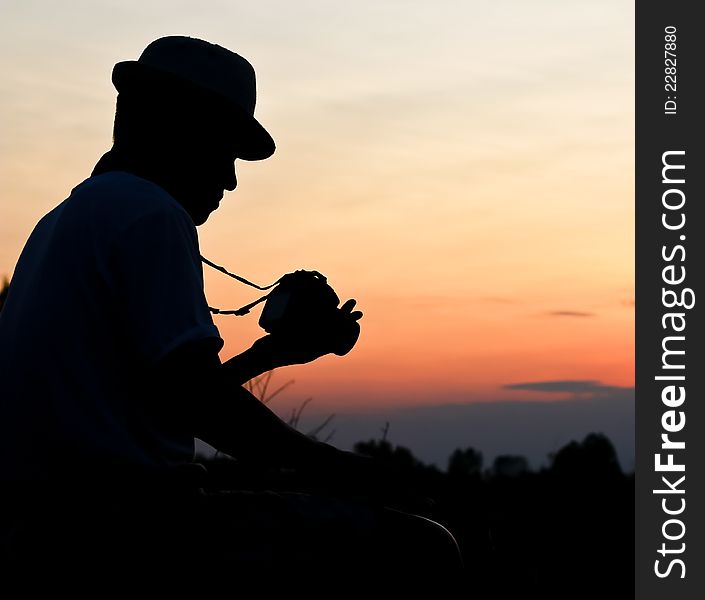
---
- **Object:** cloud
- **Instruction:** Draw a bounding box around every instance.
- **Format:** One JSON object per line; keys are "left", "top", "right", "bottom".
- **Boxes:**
{"left": 503, "top": 380, "right": 629, "bottom": 397}
{"left": 545, "top": 310, "right": 596, "bottom": 317}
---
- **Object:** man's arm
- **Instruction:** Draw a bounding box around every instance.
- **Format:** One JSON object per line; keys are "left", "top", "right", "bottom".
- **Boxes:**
{"left": 153, "top": 339, "right": 429, "bottom": 511}
{"left": 218, "top": 297, "right": 362, "bottom": 386}
{"left": 219, "top": 343, "right": 279, "bottom": 386}
{"left": 153, "top": 338, "right": 339, "bottom": 467}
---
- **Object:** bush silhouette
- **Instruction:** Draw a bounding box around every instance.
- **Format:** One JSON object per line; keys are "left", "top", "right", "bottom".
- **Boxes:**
{"left": 448, "top": 447, "right": 483, "bottom": 478}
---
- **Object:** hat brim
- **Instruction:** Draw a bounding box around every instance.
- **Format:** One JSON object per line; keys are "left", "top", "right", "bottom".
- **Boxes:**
{"left": 112, "top": 60, "right": 275, "bottom": 161}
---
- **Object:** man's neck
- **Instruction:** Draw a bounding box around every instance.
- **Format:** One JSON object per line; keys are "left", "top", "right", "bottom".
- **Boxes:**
{"left": 91, "top": 148, "right": 199, "bottom": 224}
{"left": 92, "top": 147, "right": 156, "bottom": 181}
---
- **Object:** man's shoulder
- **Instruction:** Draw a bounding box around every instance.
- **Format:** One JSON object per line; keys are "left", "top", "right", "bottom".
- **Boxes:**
{"left": 68, "top": 171, "right": 192, "bottom": 231}
{"left": 70, "top": 171, "right": 178, "bottom": 210}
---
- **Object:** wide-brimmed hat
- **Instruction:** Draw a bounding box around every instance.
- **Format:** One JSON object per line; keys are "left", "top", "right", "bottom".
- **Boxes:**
{"left": 112, "top": 36, "right": 275, "bottom": 161}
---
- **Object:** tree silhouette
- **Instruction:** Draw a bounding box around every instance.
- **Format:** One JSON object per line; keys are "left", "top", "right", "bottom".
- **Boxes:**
{"left": 491, "top": 454, "right": 529, "bottom": 478}
{"left": 448, "top": 447, "right": 483, "bottom": 478}
{"left": 354, "top": 438, "right": 424, "bottom": 472}
{"left": 550, "top": 432, "right": 622, "bottom": 479}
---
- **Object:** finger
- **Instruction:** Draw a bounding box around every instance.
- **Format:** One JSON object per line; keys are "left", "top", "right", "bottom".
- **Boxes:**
{"left": 349, "top": 311, "right": 363, "bottom": 321}
{"left": 340, "top": 299, "right": 357, "bottom": 313}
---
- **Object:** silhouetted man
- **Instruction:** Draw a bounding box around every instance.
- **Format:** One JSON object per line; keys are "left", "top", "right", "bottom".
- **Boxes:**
{"left": 0, "top": 36, "right": 462, "bottom": 594}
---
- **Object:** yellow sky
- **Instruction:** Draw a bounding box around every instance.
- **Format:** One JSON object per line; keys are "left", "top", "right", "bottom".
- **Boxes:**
{"left": 0, "top": 1, "right": 634, "bottom": 412}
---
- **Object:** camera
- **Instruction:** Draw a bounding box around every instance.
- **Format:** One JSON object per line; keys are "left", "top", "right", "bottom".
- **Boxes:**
{"left": 201, "top": 256, "right": 359, "bottom": 357}
{"left": 259, "top": 270, "right": 359, "bottom": 356}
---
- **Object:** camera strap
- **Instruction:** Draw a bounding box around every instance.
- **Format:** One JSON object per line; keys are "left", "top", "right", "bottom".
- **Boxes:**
{"left": 201, "top": 255, "right": 282, "bottom": 316}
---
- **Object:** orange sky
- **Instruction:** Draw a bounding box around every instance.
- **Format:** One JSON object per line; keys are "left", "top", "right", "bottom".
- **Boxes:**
{"left": 0, "top": 1, "right": 634, "bottom": 415}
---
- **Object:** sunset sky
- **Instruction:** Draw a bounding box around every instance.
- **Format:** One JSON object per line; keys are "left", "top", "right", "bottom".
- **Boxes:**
{"left": 1, "top": 2, "right": 634, "bottom": 465}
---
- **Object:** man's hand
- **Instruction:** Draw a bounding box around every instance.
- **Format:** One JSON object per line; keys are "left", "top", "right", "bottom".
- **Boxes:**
{"left": 251, "top": 298, "right": 362, "bottom": 367}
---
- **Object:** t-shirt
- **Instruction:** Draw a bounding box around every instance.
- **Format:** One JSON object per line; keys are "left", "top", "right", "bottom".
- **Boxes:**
{"left": 0, "top": 171, "right": 223, "bottom": 482}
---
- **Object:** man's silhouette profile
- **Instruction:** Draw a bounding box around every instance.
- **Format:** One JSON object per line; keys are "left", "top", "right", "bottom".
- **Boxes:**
{"left": 0, "top": 36, "right": 463, "bottom": 593}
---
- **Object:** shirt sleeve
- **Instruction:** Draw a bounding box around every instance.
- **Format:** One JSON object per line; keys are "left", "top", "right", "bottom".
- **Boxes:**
{"left": 111, "top": 204, "right": 224, "bottom": 365}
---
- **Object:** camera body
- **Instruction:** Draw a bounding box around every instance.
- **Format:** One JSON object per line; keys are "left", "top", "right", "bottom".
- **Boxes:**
{"left": 258, "top": 270, "right": 358, "bottom": 356}
{"left": 259, "top": 270, "right": 338, "bottom": 332}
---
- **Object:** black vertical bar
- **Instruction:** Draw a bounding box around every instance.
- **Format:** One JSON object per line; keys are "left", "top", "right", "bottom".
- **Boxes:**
{"left": 636, "top": 2, "right": 704, "bottom": 598}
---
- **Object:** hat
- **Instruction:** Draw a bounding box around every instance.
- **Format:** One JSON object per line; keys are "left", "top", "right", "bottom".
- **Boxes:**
{"left": 112, "top": 36, "right": 275, "bottom": 161}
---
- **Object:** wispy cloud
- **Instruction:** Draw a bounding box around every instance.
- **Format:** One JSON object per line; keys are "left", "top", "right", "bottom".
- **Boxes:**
{"left": 545, "top": 310, "right": 595, "bottom": 317}
{"left": 503, "top": 379, "right": 631, "bottom": 399}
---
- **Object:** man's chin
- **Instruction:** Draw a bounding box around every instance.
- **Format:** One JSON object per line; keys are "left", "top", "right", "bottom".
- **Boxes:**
{"left": 193, "top": 212, "right": 211, "bottom": 226}
{"left": 192, "top": 203, "right": 220, "bottom": 226}
{"left": 176, "top": 194, "right": 220, "bottom": 226}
